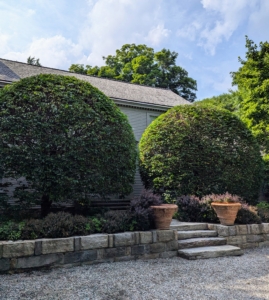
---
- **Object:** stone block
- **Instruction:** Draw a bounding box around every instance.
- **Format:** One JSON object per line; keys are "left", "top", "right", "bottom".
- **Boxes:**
{"left": 207, "top": 224, "right": 217, "bottom": 231}
{"left": 97, "top": 249, "right": 104, "bottom": 260}
{"left": 241, "top": 243, "right": 258, "bottom": 249}
{"left": 247, "top": 224, "right": 261, "bottom": 235}
{"left": 157, "top": 230, "right": 174, "bottom": 242}
{"left": 173, "top": 230, "right": 178, "bottom": 240}
{"left": 246, "top": 234, "right": 264, "bottom": 243}
{"left": 236, "top": 225, "right": 248, "bottom": 235}
{"left": 264, "top": 234, "right": 269, "bottom": 241}
{"left": 133, "top": 232, "right": 140, "bottom": 244}
{"left": 140, "top": 232, "right": 152, "bottom": 244}
{"left": 159, "top": 251, "right": 177, "bottom": 258}
{"left": 131, "top": 245, "right": 147, "bottom": 256}
{"left": 259, "top": 241, "right": 269, "bottom": 247}
{"left": 115, "top": 256, "right": 136, "bottom": 262}
{"left": 108, "top": 235, "right": 113, "bottom": 248}
{"left": 261, "top": 223, "right": 269, "bottom": 234}
{"left": 81, "top": 234, "right": 108, "bottom": 250}
{"left": 42, "top": 238, "right": 74, "bottom": 254}
{"left": 149, "top": 242, "right": 165, "bottom": 253}
{"left": 126, "top": 247, "right": 131, "bottom": 256}
{"left": 103, "top": 247, "right": 126, "bottom": 259}
{"left": 228, "top": 226, "right": 237, "bottom": 236}
{"left": 227, "top": 235, "right": 247, "bottom": 245}
{"left": 152, "top": 231, "right": 157, "bottom": 243}
{"left": 216, "top": 225, "right": 229, "bottom": 237}
{"left": 139, "top": 253, "right": 160, "bottom": 260}
{"left": 74, "top": 237, "right": 81, "bottom": 252}
{"left": 16, "top": 254, "right": 64, "bottom": 269}
{"left": 3, "top": 241, "right": 35, "bottom": 258}
{"left": 0, "top": 258, "right": 10, "bottom": 271}
{"left": 35, "top": 240, "right": 42, "bottom": 256}
{"left": 113, "top": 232, "right": 135, "bottom": 247}
{"left": 64, "top": 250, "right": 97, "bottom": 264}
{"left": 166, "top": 240, "right": 178, "bottom": 251}
{"left": 0, "top": 242, "right": 3, "bottom": 258}
{"left": 10, "top": 258, "right": 17, "bottom": 269}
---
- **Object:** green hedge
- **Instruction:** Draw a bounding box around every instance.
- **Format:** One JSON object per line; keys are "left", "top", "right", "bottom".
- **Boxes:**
{"left": 139, "top": 105, "right": 263, "bottom": 204}
{"left": 0, "top": 74, "right": 137, "bottom": 214}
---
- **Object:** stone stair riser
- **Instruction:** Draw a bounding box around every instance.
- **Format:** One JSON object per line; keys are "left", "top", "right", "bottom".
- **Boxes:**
{"left": 178, "top": 245, "right": 243, "bottom": 260}
{"left": 178, "top": 237, "right": 227, "bottom": 249}
{"left": 177, "top": 230, "right": 217, "bottom": 240}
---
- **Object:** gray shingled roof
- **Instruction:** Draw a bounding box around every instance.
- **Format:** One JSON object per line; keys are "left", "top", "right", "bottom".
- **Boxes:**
{"left": 0, "top": 61, "right": 20, "bottom": 81}
{"left": 0, "top": 58, "right": 189, "bottom": 107}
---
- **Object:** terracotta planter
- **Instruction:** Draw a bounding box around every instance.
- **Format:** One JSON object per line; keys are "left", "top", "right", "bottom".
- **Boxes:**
{"left": 211, "top": 202, "right": 242, "bottom": 225}
{"left": 150, "top": 204, "right": 178, "bottom": 230}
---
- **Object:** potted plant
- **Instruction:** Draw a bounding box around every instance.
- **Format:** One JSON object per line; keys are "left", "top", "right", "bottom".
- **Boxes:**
{"left": 150, "top": 192, "right": 178, "bottom": 230}
{"left": 205, "top": 192, "right": 242, "bottom": 225}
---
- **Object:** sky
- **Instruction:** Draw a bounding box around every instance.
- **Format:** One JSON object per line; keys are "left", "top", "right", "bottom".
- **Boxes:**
{"left": 0, "top": 0, "right": 268, "bottom": 100}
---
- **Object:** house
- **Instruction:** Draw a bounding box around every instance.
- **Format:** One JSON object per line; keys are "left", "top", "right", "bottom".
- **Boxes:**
{"left": 0, "top": 58, "right": 190, "bottom": 203}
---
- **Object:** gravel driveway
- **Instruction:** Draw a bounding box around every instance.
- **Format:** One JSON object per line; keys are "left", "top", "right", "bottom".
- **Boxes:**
{"left": 1, "top": 247, "right": 269, "bottom": 300}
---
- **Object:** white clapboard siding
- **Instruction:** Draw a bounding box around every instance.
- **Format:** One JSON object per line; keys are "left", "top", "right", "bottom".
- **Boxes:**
{"left": 118, "top": 106, "right": 164, "bottom": 199}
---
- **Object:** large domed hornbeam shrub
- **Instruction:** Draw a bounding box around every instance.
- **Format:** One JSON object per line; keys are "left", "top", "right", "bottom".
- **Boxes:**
{"left": 0, "top": 74, "right": 136, "bottom": 216}
{"left": 139, "top": 105, "right": 263, "bottom": 204}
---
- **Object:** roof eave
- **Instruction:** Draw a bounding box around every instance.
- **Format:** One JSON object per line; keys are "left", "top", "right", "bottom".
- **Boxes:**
{"left": 0, "top": 79, "right": 13, "bottom": 88}
{"left": 112, "top": 97, "right": 174, "bottom": 111}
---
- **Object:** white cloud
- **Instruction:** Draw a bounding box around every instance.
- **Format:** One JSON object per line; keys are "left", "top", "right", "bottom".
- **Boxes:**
{"left": 177, "top": 21, "right": 201, "bottom": 41}
{"left": 0, "top": 33, "right": 10, "bottom": 55}
{"left": 27, "top": 9, "right": 36, "bottom": 17}
{"left": 248, "top": 1, "right": 269, "bottom": 42}
{"left": 176, "top": 0, "right": 264, "bottom": 55}
{"left": 146, "top": 24, "right": 171, "bottom": 46}
{"left": 199, "top": 0, "right": 258, "bottom": 55}
{"left": 0, "top": 0, "right": 170, "bottom": 69}
{"left": 3, "top": 35, "right": 83, "bottom": 69}
{"left": 199, "top": 0, "right": 261, "bottom": 55}
{"left": 78, "top": 0, "right": 166, "bottom": 66}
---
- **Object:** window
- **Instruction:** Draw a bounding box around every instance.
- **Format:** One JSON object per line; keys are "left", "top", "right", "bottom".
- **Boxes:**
{"left": 146, "top": 113, "right": 160, "bottom": 126}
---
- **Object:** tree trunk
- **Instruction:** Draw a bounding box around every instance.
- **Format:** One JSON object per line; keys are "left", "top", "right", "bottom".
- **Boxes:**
{"left": 41, "top": 195, "right": 52, "bottom": 217}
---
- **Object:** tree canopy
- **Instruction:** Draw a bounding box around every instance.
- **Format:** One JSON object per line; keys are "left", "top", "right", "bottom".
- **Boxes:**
{"left": 69, "top": 44, "right": 197, "bottom": 102}
{"left": 139, "top": 105, "right": 263, "bottom": 204}
{"left": 0, "top": 74, "right": 137, "bottom": 216}
{"left": 231, "top": 36, "right": 269, "bottom": 153}
{"left": 27, "top": 56, "right": 42, "bottom": 66}
{"left": 195, "top": 92, "right": 240, "bottom": 113}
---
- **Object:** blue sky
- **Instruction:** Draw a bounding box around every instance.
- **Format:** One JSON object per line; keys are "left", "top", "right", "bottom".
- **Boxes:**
{"left": 0, "top": 0, "right": 268, "bottom": 100}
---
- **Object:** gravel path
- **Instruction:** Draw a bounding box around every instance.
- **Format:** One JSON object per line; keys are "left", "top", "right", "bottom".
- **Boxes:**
{"left": 1, "top": 247, "right": 269, "bottom": 300}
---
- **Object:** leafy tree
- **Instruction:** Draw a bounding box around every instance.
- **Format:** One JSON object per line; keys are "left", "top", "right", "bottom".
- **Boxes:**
{"left": 0, "top": 74, "right": 137, "bottom": 216}
{"left": 195, "top": 92, "right": 240, "bottom": 113}
{"left": 139, "top": 105, "right": 263, "bottom": 204}
{"left": 69, "top": 44, "right": 197, "bottom": 102}
{"left": 69, "top": 64, "right": 92, "bottom": 74}
{"left": 27, "top": 56, "right": 42, "bottom": 66}
{"left": 231, "top": 36, "right": 269, "bottom": 152}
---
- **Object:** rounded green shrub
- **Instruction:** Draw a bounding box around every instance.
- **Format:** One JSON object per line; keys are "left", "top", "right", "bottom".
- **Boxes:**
{"left": 139, "top": 105, "right": 263, "bottom": 204}
{"left": 0, "top": 74, "right": 136, "bottom": 215}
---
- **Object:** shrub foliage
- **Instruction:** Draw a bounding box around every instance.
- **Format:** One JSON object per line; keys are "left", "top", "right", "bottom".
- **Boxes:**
{"left": 0, "top": 74, "right": 136, "bottom": 215}
{"left": 139, "top": 105, "right": 263, "bottom": 204}
{"left": 175, "top": 194, "right": 261, "bottom": 224}
{"left": 129, "top": 189, "right": 162, "bottom": 230}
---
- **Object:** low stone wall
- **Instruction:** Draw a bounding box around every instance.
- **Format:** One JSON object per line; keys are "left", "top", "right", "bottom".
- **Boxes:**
{"left": 208, "top": 223, "right": 269, "bottom": 249}
{"left": 0, "top": 230, "right": 178, "bottom": 273}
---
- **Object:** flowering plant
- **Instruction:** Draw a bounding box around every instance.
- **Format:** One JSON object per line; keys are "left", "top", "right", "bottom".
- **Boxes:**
{"left": 202, "top": 192, "right": 242, "bottom": 203}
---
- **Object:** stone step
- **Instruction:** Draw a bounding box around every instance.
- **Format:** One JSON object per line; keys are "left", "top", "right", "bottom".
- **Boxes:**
{"left": 178, "top": 237, "right": 227, "bottom": 249}
{"left": 177, "top": 230, "right": 218, "bottom": 240}
{"left": 170, "top": 220, "right": 208, "bottom": 231}
{"left": 178, "top": 245, "right": 243, "bottom": 260}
